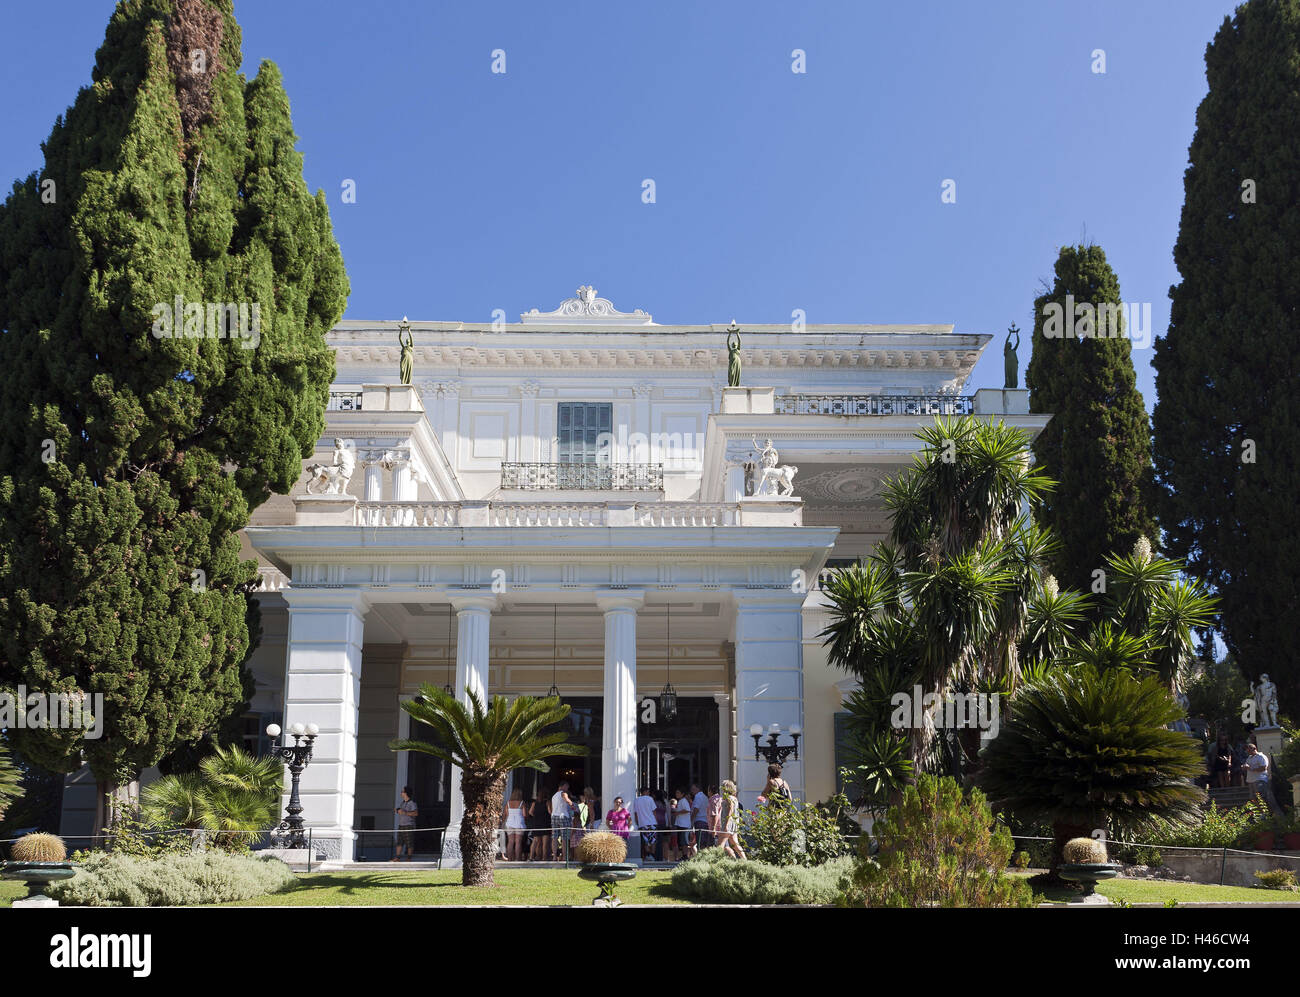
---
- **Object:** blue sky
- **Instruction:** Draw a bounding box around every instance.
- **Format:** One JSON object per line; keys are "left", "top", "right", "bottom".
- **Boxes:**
{"left": 0, "top": 0, "right": 1242, "bottom": 407}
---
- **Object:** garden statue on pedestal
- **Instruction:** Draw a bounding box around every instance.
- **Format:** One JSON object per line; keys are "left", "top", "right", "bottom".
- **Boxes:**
{"left": 1254, "top": 674, "right": 1280, "bottom": 728}
{"left": 398, "top": 317, "right": 414, "bottom": 386}
{"left": 304, "top": 439, "right": 356, "bottom": 495}
{"left": 726, "top": 322, "right": 742, "bottom": 388}
{"left": 1003, "top": 323, "right": 1020, "bottom": 389}
{"left": 750, "top": 437, "right": 798, "bottom": 497}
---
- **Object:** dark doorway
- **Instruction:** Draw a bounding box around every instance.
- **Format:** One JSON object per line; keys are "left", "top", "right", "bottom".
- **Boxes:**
{"left": 638, "top": 697, "right": 719, "bottom": 794}
{"left": 404, "top": 717, "right": 452, "bottom": 855}
{"left": 510, "top": 696, "right": 603, "bottom": 804}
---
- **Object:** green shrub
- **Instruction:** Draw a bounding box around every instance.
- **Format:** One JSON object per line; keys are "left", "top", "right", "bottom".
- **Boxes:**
{"left": 841, "top": 774, "right": 1036, "bottom": 908}
{"left": 670, "top": 847, "right": 853, "bottom": 905}
{"left": 739, "top": 794, "right": 850, "bottom": 867}
{"left": 1253, "top": 868, "right": 1297, "bottom": 891}
{"left": 1139, "top": 800, "right": 1264, "bottom": 849}
{"left": 1013, "top": 851, "right": 1030, "bottom": 869}
{"left": 46, "top": 851, "right": 296, "bottom": 907}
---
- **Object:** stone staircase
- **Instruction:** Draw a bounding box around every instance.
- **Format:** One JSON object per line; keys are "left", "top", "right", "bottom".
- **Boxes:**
{"left": 1207, "top": 785, "right": 1256, "bottom": 809}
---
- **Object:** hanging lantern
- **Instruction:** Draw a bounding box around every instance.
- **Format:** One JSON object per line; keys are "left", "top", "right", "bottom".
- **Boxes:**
{"left": 442, "top": 606, "right": 454, "bottom": 696}
{"left": 547, "top": 605, "right": 561, "bottom": 699}
{"left": 660, "top": 603, "right": 678, "bottom": 721}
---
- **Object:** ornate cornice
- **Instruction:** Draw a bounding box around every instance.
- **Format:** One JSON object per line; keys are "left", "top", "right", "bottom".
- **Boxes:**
{"left": 521, "top": 286, "right": 653, "bottom": 326}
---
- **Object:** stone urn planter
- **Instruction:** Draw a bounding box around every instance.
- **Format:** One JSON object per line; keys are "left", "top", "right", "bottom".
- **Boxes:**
{"left": 1058, "top": 862, "right": 1122, "bottom": 901}
{"left": 1059, "top": 836, "right": 1121, "bottom": 905}
{"left": 2, "top": 833, "right": 76, "bottom": 907}
{"left": 577, "top": 862, "right": 639, "bottom": 907}
{"left": 573, "top": 831, "right": 637, "bottom": 907}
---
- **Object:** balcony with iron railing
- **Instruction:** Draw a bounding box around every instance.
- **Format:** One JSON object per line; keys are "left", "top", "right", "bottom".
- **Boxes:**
{"left": 500, "top": 462, "right": 664, "bottom": 492}
{"left": 326, "top": 390, "right": 364, "bottom": 411}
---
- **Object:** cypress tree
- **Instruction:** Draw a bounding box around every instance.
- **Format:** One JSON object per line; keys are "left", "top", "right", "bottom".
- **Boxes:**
{"left": 0, "top": 0, "right": 347, "bottom": 827}
{"left": 1153, "top": 0, "right": 1300, "bottom": 717}
{"left": 1026, "top": 244, "right": 1156, "bottom": 595}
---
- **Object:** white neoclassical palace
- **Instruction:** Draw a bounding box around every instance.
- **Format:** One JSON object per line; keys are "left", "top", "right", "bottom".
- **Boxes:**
{"left": 60, "top": 288, "right": 1047, "bottom": 859}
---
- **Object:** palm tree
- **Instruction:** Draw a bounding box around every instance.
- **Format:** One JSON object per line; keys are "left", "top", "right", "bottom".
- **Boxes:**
{"left": 821, "top": 416, "right": 1052, "bottom": 771}
{"left": 0, "top": 736, "right": 23, "bottom": 823}
{"left": 977, "top": 663, "right": 1206, "bottom": 879}
{"left": 141, "top": 744, "right": 282, "bottom": 847}
{"left": 389, "top": 685, "right": 584, "bottom": 887}
{"left": 1101, "top": 538, "right": 1216, "bottom": 690}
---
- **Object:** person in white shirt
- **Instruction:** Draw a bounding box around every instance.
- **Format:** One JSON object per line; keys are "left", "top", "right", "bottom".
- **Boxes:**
{"left": 671, "top": 787, "right": 694, "bottom": 859}
{"left": 690, "top": 782, "right": 711, "bottom": 850}
{"left": 1242, "top": 743, "right": 1278, "bottom": 812}
{"left": 551, "top": 781, "right": 575, "bottom": 855}
{"left": 633, "top": 787, "right": 659, "bottom": 861}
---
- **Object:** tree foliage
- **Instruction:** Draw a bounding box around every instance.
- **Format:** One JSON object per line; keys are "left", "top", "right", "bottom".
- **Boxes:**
{"left": 0, "top": 0, "right": 347, "bottom": 821}
{"left": 1026, "top": 244, "right": 1157, "bottom": 595}
{"left": 840, "top": 774, "right": 1035, "bottom": 908}
{"left": 820, "top": 416, "right": 1053, "bottom": 771}
{"left": 977, "top": 662, "right": 1206, "bottom": 875}
{"left": 140, "top": 742, "right": 282, "bottom": 846}
{"left": 1152, "top": 0, "right": 1300, "bottom": 717}
{"left": 0, "top": 734, "right": 23, "bottom": 822}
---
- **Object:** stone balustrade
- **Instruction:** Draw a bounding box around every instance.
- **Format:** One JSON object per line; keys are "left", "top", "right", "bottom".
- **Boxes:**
{"left": 299, "top": 496, "right": 795, "bottom": 528}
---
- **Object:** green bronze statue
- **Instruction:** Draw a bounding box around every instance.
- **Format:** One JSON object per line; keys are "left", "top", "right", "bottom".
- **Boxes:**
{"left": 1003, "top": 323, "right": 1020, "bottom": 389}
{"left": 726, "top": 321, "right": 742, "bottom": 388}
{"left": 398, "top": 317, "right": 414, "bottom": 386}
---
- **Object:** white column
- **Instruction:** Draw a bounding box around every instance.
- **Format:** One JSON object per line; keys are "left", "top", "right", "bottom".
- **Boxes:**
{"left": 392, "top": 455, "right": 416, "bottom": 502}
{"left": 732, "top": 591, "right": 806, "bottom": 808}
{"left": 713, "top": 692, "right": 733, "bottom": 786}
{"left": 447, "top": 594, "right": 496, "bottom": 825}
{"left": 598, "top": 591, "right": 644, "bottom": 835}
{"left": 363, "top": 458, "right": 384, "bottom": 501}
{"left": 281, "top": 589, "right": 368, "bottom": 859}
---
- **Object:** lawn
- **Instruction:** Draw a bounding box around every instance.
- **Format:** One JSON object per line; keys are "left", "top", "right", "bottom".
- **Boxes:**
{"left": 212, "top": 867, "right": 693, "bottom": 906}
{"left": 1023, "top": 874, "right": 1300, "bottom": 905}
{"left": 6, "top": 866, "right": 1297, "bottom": 907}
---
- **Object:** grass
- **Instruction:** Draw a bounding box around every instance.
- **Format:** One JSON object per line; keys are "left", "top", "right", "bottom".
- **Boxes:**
{"left": 6, "top": 863, "right": 1298, "bottom": 907}
{"left": 1021, "top": 873, "right": 1300, "bottom": 905}
{"left": 211, "top": 867, "right": 693, "bottom": 906}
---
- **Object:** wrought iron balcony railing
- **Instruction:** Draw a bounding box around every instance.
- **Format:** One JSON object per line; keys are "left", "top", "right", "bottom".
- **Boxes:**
{"left": 326, "top": 390, "right": 364, "bottom": 412}
{"left": 774, "top": 393, "right": 973, "bottom": 416}
{"left": 500, "top": 462, "right": 664, "bottom": 491}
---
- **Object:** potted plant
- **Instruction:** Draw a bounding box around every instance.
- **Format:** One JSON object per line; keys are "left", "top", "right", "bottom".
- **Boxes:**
{"left": 1273, "top": 813, "right": 1300, "bottom": 851}
{"left": 573, "top": 831, "right": 637, "bottom": 907}
{"left": 1, "top": 832, "right": 77, "bottom": 906}
{"left": 1057, "top": 837, "right": 1121, "bottom": 904}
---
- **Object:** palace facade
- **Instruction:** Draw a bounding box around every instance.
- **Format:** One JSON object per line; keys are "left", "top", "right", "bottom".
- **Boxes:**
{"left": 60, "top": 288, "right": 1048, "bottom": 860}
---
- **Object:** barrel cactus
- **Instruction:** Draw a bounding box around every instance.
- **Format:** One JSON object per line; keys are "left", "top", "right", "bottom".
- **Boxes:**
{"left": 575, "top": 831, "right": 627, "bottom": 865}
{"left": 1062, "top": 837, "right": 1108, "bottom": 864}
{"left": 10, "top": 832, "right": 67, "bottom": 863}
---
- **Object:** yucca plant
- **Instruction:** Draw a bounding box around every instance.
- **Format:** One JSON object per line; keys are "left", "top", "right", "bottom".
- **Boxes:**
{"left": 977, "top": 663, "right": 1205, "bottom": 879}
{"left": 822, "top": 417, "right": 1053, "bottom": 772}
{"left": 390, "top": 685, "right": 584, "bottom": 887}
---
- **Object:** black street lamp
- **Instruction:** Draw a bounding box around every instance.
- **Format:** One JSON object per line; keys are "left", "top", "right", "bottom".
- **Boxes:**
{"left": 750, "top": 722, "right": 801, "bottom": 765}
{"left": 267, "top": 722, "right": 318, "bottom": 849}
